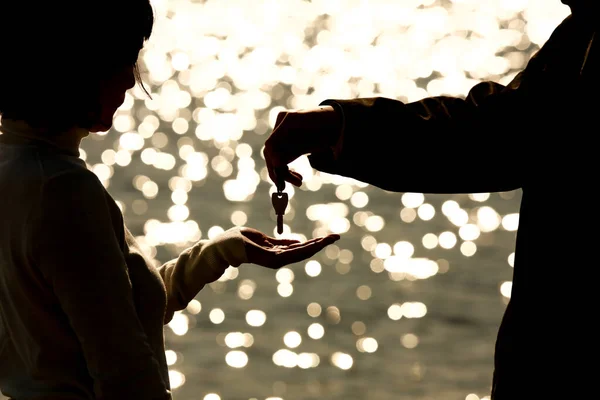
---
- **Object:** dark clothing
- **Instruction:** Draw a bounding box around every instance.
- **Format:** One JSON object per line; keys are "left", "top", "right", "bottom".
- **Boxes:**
{"left": 0, "top": 120, "right": 247, "bottom": 399}
{"left": 310, "top": 9, "right": 598, "bottom": 400}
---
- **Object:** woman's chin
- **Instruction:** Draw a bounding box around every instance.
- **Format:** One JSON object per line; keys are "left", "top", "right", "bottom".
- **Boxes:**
{"left": 89, "top": 120, "right": 113, "bottom": 133}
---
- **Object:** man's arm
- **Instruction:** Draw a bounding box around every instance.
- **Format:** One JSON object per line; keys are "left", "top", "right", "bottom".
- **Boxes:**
{"left": 308, "top": 80, "right": 525, "bottom": 194}
{"left": 36, "top": 170, "right": 171, "bottom": 400}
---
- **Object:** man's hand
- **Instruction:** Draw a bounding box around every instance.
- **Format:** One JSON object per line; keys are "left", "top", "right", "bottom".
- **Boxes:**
{"left": 263, "top": 105, "right": 343, "bottom": 189}
{"left": 240, "top": 227, "right": 340, "bottom": 269}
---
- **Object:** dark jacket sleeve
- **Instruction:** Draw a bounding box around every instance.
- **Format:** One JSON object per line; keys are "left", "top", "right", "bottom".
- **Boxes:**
{"left": 308, "top": 82, "right": 525, "bottom": 194}
{"left": 308, "top": 15, "right": 592, "bottom": 194}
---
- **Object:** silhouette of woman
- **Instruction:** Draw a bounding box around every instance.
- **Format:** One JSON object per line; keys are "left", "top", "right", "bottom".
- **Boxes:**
{"left": 0, "top": 2, "right": 338, "bottom": 399}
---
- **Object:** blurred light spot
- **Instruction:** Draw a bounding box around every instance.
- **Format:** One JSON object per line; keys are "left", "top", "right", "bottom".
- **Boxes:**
{"left": 361, "top": 235, "right": 377, "bottom": 251}
{"left": 168, "top": 370, "right": 185, "bottom": 389}
{"left": 356, "top": 337, "right": 378, "bottom": 353}
{"left": 365, "top": 215, "right": 384, "bottom": 232}
{"left": 208, "top": 226, "right": 225, "bottom": 239}
{"left": 305, "top": 260, "right": 322, "bottom": 277}
{"left": 374, "top": 243, "right": 392, "bottom": 259}
{"left": 401, "top": 333, "right": 419, "bottom": 349}
{"left": 469, "top": 193, "right": 490, "bottom": 202}
{"left": 142, "top": 180, "right": 159, "bottom": 199}
{"left": 276, "top": 268, "right": 294, "bottom": 283}
{"left": 307, "top": 303, "right": 322, "bottom": 317}
{"left": 308, "top": 323, "right": 325, "bottom": 339}
{"left": 400, "top": 207, "right": 417, "bottom": 223}
{"left": 209, "top": 308, "right": 225, "bottom": 324}
{"left": 422, "top": 233, "right": 438, "bottom": 249}
{"left": 350, "top": 191, "right": 369, "bottom": 208}
{"left": 165, "top": 350, "right": 177, "bottom": 366}
{"left": 246, "top": 310, "right": 266, "bottom": 327}
{"left": 459, "top": 224, "right": 481, "bottom": 241}
{"left": 356, "top": 285, "right": 372, "bottom": 300}
{"left": 297, "top": 353, "right": 320, "bottom": 369}
{"left": 331, "top": 352, "right": 353, "bottom": 370}
{"left": 438, "top": 231, "right": 457, "bottom": 249}
{"left": 277, "top": 283, "right": 294, "bottom": 297}
{"left": 335, "top": 184, "right": 353, "bottom": 200}
{"left": 283, "top": 331, "right": 302, "bottom": 348}
{"left": 231, "top": 210, "right": 248, "bottom": 226}
{"left": 393, "top": 241, "right": 414, "bottom": 258}
{"left": 168, "top": 312, "right": 189, "bottom": 336}
{"left": 460, "top": 241, "right": 477, "bottom": 257}
{"left": 238, "top": 279, "right": 256, "bottom": 300}
{"left": 225, "top": 350, "right": 248, "bottom": 368}
{"left": 388, "top": 304, "right": 402, "bottom": 321}
{"left": 326, "top": 306, "right": 341, "bottom": 324}
{"left": 417, "top": 203, "right": 435, "bottom": 220}
{"left": 502, "top": 213, "right": 519, "bottom": 231}
{"left": 351, "top": 321, "right": 366, "bottom": 336}
{"left": 186, "top": 299, "right": 201, "bottom": 314}
{"left": 500, "top": 281, "right": 512, "bottom": 298}
{"left": 272, "top": 349, "right": 297, "bottom": 368}
{"left": 401, "top": 193, "right": 424, "bottom": 208}
{"left": 477, "top": 206, "right": 502, "bottom": 232}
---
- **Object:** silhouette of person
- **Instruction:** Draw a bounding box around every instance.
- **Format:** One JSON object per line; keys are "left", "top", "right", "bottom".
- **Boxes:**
{"left": 0, "top": 2, "right": 338, "bottom": 399}
{"left": 263, "top": 1, "right": 598, "bottom": 398}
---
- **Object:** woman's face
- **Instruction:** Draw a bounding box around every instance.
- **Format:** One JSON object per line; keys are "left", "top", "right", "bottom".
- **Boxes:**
{"left": 88, "top": 64, "right": 137, "bottom": 133}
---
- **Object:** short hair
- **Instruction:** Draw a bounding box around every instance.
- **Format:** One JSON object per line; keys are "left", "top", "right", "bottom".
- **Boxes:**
{"left": 0, "top": 1, "right": 154, "bottom": 133}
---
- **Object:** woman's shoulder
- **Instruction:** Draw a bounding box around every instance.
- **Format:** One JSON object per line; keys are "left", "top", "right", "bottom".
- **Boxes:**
{"left": 33, "top": 149, "right": 92, "bottom": 182}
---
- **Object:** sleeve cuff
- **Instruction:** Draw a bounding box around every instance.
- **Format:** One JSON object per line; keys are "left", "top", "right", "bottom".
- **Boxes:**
{"left": 202, "top": 226, "right": 248, "bottom": 268}
{"left": 319, "top": 100, "right": 346, "bottom": 161}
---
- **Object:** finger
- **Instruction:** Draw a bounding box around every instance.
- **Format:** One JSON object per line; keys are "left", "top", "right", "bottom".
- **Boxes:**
{"left": 264, "top": 147, "right": 293, "bottom": 187}
{"left": 287, "top": 169, "right": 303, "bottom": 187}
{"left": 266, "top": 151, "right": 303, "bottom": 184}
{"left": 264, "top": 112, "right": 307, "bottom": 186}
{"left": 264, "top": 145, "right": 280, "bottom": 186}
{"left": 278, "top": 234, "right": 340, "bottom": 249}
{"left": 264, "top": 111, "right": 291, "bottom": 174}
{"left": 279, "top": 168, "right": 302, "bottom": 188}
{"left": 274, "top": 235, "right": 340, "bottom": 266}
{"left": 289, "top": 170, "right": 303, "bottom": 180}
{"left": 266, "top": 162, "right": 303, "bottom": 189}
{"left": 273, "top": 166, "right": 289, "bottom": 191}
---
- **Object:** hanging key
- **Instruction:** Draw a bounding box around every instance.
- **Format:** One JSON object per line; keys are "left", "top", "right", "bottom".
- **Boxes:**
{"left": 271, "top": 167, "right": 289, "bottom": 234}
{"left": 272, "top": 190, "right": 288, "bottom": 234}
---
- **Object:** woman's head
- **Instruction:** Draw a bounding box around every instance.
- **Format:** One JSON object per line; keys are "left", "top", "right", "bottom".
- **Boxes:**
{"left": 0, "top": 1, "right": 154, "bottom": 133}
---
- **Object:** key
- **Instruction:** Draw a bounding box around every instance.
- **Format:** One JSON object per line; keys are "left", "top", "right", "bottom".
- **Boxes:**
{"left": 271, "top": 167, "right": 289, "bottom": 234}
{"left": 272, "top": 191, "right": 288, "bottom": 234}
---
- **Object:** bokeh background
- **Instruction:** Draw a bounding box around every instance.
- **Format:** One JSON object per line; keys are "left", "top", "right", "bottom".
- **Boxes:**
{"left": 1, "top": 1, "right": 573, "bottom": 399}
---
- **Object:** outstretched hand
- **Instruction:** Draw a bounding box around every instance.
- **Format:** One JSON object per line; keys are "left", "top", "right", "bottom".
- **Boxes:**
{"left": 240, "top": 227, "right": 340, "bottom": 269}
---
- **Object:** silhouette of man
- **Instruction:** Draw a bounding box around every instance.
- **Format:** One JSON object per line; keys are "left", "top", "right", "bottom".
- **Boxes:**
{"left": 263, "top": 1, "right": 598, "bottom": 398}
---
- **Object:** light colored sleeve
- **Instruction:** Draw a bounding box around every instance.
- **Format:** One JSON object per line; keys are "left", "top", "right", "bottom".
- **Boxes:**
{"left": 35, "top": 170, "right": 171, "bottom": 400}
{"left": 157, "top": 227, "right": 248, "bottom": 324}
